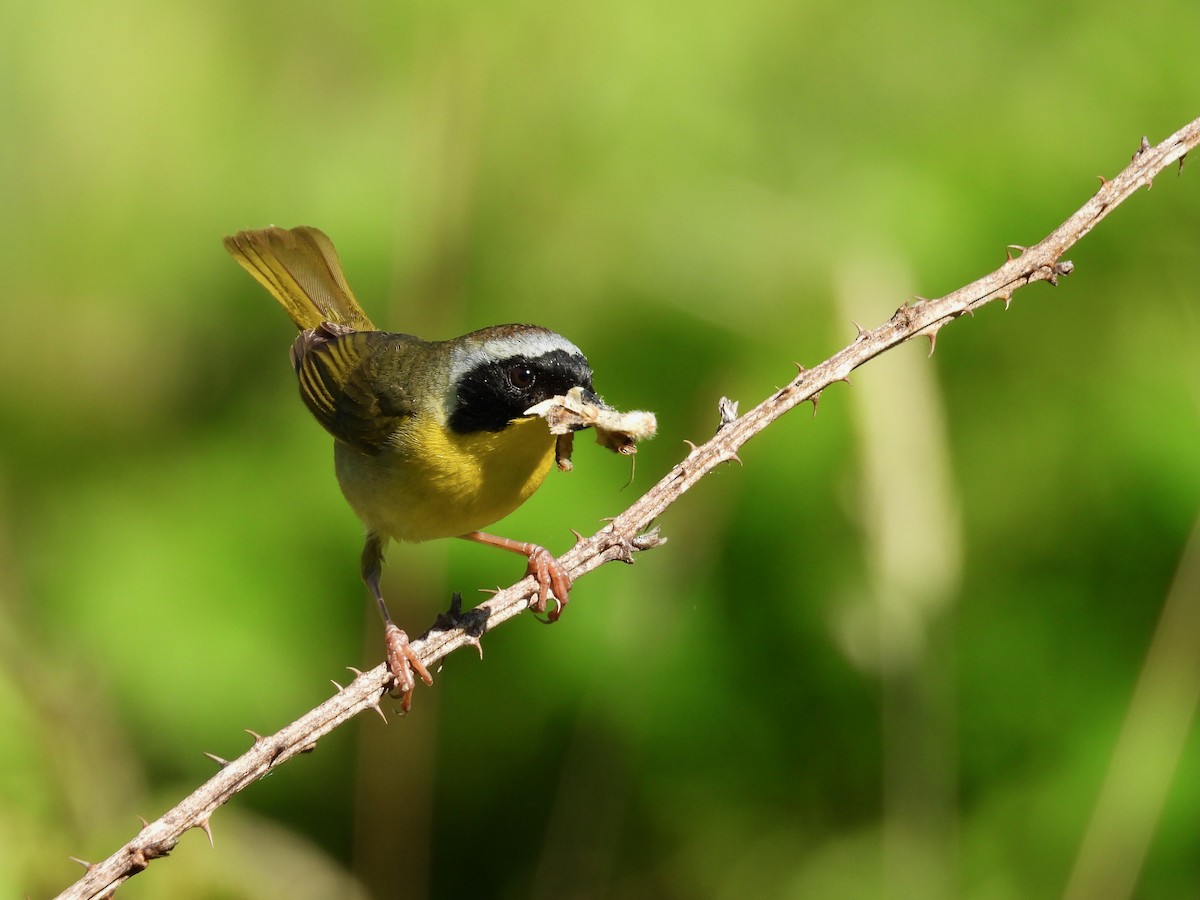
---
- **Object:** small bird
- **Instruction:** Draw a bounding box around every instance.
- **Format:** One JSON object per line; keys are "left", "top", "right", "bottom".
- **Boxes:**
{"left": 225, "top": 225, "right": 598, "bottom": 707}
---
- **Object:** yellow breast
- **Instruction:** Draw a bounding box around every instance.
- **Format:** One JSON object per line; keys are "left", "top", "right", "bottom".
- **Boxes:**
{"left": 333, "top": 412, "right": 557, "bottom": 543}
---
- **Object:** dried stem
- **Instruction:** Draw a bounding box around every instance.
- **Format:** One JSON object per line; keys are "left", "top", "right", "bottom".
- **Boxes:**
{"left": 54, "top": 116, "right": 1199, "bottom": 900}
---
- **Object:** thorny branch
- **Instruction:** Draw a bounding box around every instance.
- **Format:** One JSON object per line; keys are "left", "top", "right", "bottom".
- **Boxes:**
{"left": 55, "top": 117, "right": 1198, "bottom": 900}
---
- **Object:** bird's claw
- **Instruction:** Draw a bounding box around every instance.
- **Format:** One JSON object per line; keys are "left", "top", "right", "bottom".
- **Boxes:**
{"left": 525, "top": 546, "right": 571, "bottom": 622}
{"left": 383, "top": 622, "right": 433, "bottom": 712}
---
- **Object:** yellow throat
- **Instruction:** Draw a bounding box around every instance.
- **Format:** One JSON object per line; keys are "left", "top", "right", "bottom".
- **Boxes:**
{"left": 334, "top": 413, "right": 557, "bottom": 544}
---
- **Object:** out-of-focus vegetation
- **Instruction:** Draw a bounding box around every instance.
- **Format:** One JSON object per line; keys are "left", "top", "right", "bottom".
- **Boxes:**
{"left": 1, "top": 0, "right": 1197, "bottom": 897}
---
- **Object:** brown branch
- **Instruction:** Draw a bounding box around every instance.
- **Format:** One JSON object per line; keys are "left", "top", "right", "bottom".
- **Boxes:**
{"left": 54, "top": 116, "right": 1199, "bottom": 900}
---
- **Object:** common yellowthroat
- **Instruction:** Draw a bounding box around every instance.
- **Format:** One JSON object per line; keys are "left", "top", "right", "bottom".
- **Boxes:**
{"left": 224, "top": 225, "right": 597, "bottom": 706}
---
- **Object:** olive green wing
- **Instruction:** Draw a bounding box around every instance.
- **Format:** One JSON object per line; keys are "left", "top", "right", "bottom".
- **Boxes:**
{"left": 293, "top": 327, "right": 420, "bottom": 455}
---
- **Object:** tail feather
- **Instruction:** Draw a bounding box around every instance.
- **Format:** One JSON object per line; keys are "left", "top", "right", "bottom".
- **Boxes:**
{"left": 224, "top": 226, "right": 376, "bottom": 332}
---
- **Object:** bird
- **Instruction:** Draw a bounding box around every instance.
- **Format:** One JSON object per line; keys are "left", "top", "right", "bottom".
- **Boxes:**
{"left": 224, "top": 225, "right": 598, "bottom": 708}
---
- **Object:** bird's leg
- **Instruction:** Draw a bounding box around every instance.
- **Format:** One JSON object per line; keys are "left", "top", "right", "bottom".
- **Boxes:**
{"left": 362, "top": 533, "right": 432, "bottom": 710}
{"left": 459, "top": 531, "right": 572, "bottom": 622}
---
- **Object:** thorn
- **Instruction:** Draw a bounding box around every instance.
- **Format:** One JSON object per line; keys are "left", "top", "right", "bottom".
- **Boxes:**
{"left": 1134, "top": 135, "right": 1150, "bottom": 158}
{"left": 912, "top": 295, "right": 930, "bottom": 304}
{"left": 69, "top": 856, "right": 92, "bottom": 870}
{"left": 837, "top": 374, "right": 852, "bottom": 386}
{"left": 1005, "top": 244, "right": 1027, "bottom": 261}
{"left": 570, "top": 528, "right": 586, "bottom": 546}
{"left": 203, "top": 752, "right": 229, "bottom": 768}
{"left": 852, "top": 320, "right": 868, "bottom": 340}
{"left": 366, "top": 696, "right": 389, "bottom": 724}
{"left": 683, "top": 439, "right": 700, "bottom": 457}
{"left": 923, "top": 326, "right": 939, "bottom": 356}
{"left": 810, "top": 391, "right": 821, "bottom": 416}
{"left": 245, "top": 729, "right": 265, "bottom": 745}
{"left": 1000, "top": 292, "right": 1013, "bottom": 310}
{"left": 1097, "top": 174, "right": 1111, "bottom": 188}
{"left": 793, "top": 361, "right": 807, "bottom": 374}
{"left": 136, "top": 814, "right": 150, "bottom": 828}
{"left": 726, "top": 451, "right": 743, "bottom": 467}
{"left": 196, "top": 817, "right": 215, "bottom": 849}
{"left": 464, "top": 634, "right": 485, "bottom": 660}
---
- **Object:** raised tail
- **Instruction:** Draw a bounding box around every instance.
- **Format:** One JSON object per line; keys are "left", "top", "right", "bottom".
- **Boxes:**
{"left": 224, "top": 226, "right": 376, "bottom": 332}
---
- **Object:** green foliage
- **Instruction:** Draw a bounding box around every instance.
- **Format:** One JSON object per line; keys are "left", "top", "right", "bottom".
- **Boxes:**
{"left": 1, "top": 0, "right": 1197, "bottom": 897}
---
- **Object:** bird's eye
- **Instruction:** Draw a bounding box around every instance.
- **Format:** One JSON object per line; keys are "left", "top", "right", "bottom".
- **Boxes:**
{"left": 508, "top": 364, "right": 535, "bottom": 389}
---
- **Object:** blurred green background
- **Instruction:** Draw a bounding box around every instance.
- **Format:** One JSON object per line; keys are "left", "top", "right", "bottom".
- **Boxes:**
{"left": 2, "top": 0, "right": 1197, "bottom": 897}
